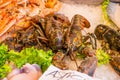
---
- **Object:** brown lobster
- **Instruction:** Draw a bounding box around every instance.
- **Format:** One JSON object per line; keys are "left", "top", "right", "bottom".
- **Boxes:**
{"left": 48, "top": 14, "right": 97, "bottom": 76}
{"left": 94, "top": 24, "right": 120, "bottom": 76}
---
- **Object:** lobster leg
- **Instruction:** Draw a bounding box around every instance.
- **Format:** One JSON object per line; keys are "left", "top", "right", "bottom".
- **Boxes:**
{"left": 88, "top": 33, "right": 97, "bottom": 50}
{"left": 82, "top": 32, "right": 97, "bottom": 50}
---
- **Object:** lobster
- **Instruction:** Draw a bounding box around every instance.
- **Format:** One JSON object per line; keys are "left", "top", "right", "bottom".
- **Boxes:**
{"left": 49, "top": 14, "right": 97, "bottom": 76}
{"left": 94, "top": 24, "right": 120, "bottom": 76}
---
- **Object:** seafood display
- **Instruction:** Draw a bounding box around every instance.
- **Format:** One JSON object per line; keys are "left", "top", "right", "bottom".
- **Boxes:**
{"left": 0, "top": 0, "right": 61, "bottom": 38}
{"left": 2, "top": 13, "right": 98, "bottom": 77}
{"left": 0, "top": 0, "right": 120, "bottom": 80}
{"left": 94, "top": 24, "right": 120, "bottom": 75}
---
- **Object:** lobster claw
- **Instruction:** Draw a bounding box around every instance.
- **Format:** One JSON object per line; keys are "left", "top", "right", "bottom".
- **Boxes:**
{"left": 52, "top": 51, "right": 68, "bottom": 70}
{"left": 77, "top": 56, "right": 98, "bottom": 76}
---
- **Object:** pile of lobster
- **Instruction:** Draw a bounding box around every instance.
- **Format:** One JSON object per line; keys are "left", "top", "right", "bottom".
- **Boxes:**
{"left": 2, "top": 13, "right": 98, "bottom": 76}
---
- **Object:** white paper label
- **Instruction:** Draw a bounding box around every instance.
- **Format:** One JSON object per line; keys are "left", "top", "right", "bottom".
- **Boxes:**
{"left": 39, "top": 65, "right": 101, "bottom": 80}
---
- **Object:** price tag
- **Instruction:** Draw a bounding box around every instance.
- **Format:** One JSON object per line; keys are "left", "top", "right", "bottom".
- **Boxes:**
{"left": 39, "top": 65, "right": 101, "bottom": 80}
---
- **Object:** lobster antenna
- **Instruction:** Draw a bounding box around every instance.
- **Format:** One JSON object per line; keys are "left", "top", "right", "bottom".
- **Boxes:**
{"left": 69, "top": 51, "right": 79, "bottom": 69}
